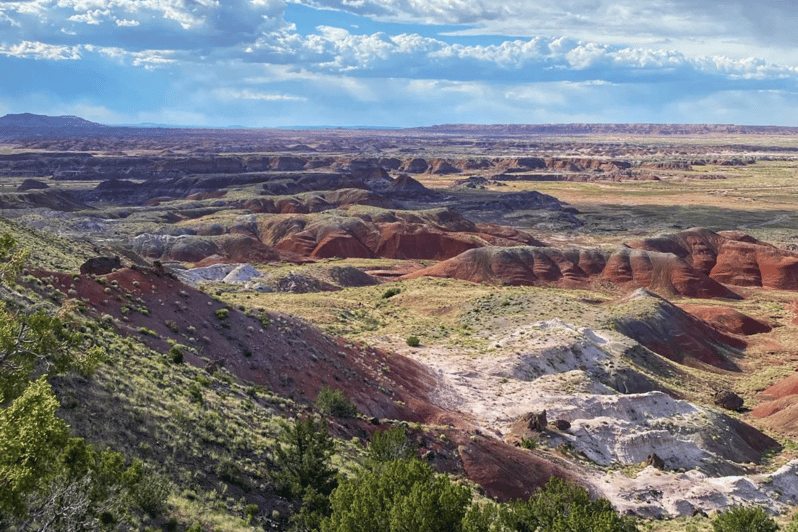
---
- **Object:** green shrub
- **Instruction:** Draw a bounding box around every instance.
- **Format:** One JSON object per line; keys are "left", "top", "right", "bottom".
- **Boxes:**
{"left": 315, "top": 386, "right": 358, "bottom": 418}
{"left": 245, "top": 503, "right": 259, "bottom": 520}
{"left": 406, "top": 336, "right": 420, "bottom": 347}
{"left": 164, "top": 319, "right": 179, "bottom": 333}
{"left": 322, "top": 458, "right": 471, "bottom": 532}
{"left": 504, "top": 477, "right": 638, "bottom": 532}
{"left": 215, "top": 308, "right": 229, "bottom": 320}
{"left": 124, "top": 462, "right": 172, "bottom": 517}
{"left": 169, "top": 345, "right": 184, "bottom": 364}
{"left": 712, "top": 506, "right": 778, "bottom": 532}
{"left": 381, "top": 287, "right": 401, "bottom": 299}
{"left": 274, "top": 416, "right": 338, "bottom": 497}
{"left": 137, "top": 327, "right": 158, "bottom": 337}
{"left": 366, "top": 427, "right": 416, "bottom": 465}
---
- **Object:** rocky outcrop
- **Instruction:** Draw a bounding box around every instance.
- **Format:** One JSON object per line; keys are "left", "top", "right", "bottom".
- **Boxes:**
{"left": 388, "top": 174, "right": 438, "bottom": 198}
{"left": 427, "top": 159, "right": 461, "bottom": 174}
{"left": 644, "top": 452, "right": 666, "bottom": 470}
{"left": 253, "top": 209, "right": 544, "bottom": 262}
{"left": 401, "top": 158, "right": 429, "bottom": 173}
{"left": 131, "top": 233, "right": 301, "bottom": 264}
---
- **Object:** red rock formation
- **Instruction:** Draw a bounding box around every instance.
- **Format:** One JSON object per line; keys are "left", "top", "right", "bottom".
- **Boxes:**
{"left": 631, "top": 228, "right": 798, "bottom": 290}
{"left": 679, "top": 305, "right": 771, "bottom": 336}
{"left": 427, "top": 159, "right": 461, "bottom": 174}
{"left": 402, "top": 246, "right": 738, "bottom": 299}
{"left": 256, "top": 211, "right": 544, "bottom": 262}
{"left": 401, "top": 158, "right": 429, "bottom": 173}
{"left": 608, "top": 289, "right": 744, "bottom": 371}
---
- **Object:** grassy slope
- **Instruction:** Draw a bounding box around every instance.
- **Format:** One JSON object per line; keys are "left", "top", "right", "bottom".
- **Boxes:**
{"left": 0, "top": 221, "right": 370, "bottom": 531}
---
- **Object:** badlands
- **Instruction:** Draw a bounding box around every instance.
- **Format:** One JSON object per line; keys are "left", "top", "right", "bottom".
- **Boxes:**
{"left": 3, "top": 114, "right": 798, "bottom": 529}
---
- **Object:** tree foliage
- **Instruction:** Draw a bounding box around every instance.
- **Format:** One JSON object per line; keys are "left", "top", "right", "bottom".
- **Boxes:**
{"left": 0, "top": 232, "right": 158, "bottom": 528}
{"left": 322, "top": 458, "right": 471, "bottom": 532}
{"left": 505, "top": 477, "right": 639, "bottom": 532}
{"left": 315, "top": 386, "right": 358, "bottom": 419}
{"left": 712, "top": 506, "right": 779, "bottom": 532}
{"left": 273, "top": 415, "right": 339, "bottom": 531}
{"left": 0, "top": 305, "right": 94, "bottom": 400}
{"left": 0, "top": 377, "right": 69, "bottom": 516}
{"left": 274, "top": 415, "right": 338, "bottom": 499}
{"left": 0, "top": 233, "right": 29, "bottom": 285}
{"left": 365, "top": 426, "right": 416, "bottom": 468}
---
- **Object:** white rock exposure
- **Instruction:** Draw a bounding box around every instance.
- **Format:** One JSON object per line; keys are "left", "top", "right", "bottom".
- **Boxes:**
{"left": 400, "top": 319, "right": 797, "bottom": 517}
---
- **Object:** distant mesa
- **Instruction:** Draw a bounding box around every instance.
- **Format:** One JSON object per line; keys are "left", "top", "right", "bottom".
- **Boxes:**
{"left": 0, "top": 112, "right": 104, "bottom": 129}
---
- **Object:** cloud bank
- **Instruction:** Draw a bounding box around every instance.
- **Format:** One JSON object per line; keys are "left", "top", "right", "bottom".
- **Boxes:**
{"left": 0, "top": 0, "right": 796, "bottom": 126}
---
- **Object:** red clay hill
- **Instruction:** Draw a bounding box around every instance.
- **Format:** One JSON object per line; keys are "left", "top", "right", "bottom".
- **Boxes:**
{"left": 401, "top": 245, "right": 738, "bottom": 299}
{"left": 32, "top": 263, "right": 576, "bottom": 501}
{"left": 402, "top": 228, "right": 798, "bottom": 298}
{"left": 135, "top": 208, "right": 546, "bottom": 264}
{"left": 631, "top": 228, "right": 798, "bottom": 290}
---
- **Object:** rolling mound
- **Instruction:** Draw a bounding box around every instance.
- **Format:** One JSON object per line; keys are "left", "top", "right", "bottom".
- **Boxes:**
{"left": 632, "top": 228, "right": 798, "bottom": 290}
{"left": 250, "top": 209, "right": 545, "bottom": 262}
{"left": 241, "top": 188, "right": 392, "bottom": 214}
{"left": 131, "top": 233, "right": 305, "bottom": 264}
{"left": 401, "top": 245, "right": 738, "bottom": 298}
{"left": 745, "top": 361, "right": 798, "bottom": 435}
{"left": 612, "top": 289, "right": 743, "bottom": 371}
{"left": 0, "top": 189, "right": 89, "bottom": 211}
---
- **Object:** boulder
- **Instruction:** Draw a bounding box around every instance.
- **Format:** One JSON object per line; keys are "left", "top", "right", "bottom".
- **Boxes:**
{"left": 526, "top": 410, "right": 548, "bottom": 431}
{"left": 552, "top": 419, "right": 571, "bottom": 431}
{"left": 644, "top": 452, "right": 666, "bottom": 470}
{"left": 80, "top": 256, "right": 122, "bottom": 276}
{"left": 714, "top": 390, "right": 744, "bottom": 411}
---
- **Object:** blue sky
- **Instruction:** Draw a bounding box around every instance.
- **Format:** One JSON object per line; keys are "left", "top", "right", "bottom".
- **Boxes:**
{"left": 1, "top": 0, "right": 797, "bottom": 127}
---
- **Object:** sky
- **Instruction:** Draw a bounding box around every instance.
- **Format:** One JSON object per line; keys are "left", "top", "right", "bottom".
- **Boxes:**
{"left": 1, "top": 0, "right": 797, "bottom": 127}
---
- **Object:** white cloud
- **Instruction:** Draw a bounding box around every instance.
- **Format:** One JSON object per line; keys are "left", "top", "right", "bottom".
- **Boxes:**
{"left": 246, "top": 27, "right": 798, "bottom": 87}
{"left": 115, "top": 18, "right": 139, "bottom": 27}
{"left": 68, "top": 9, "right": 110, "bottom": 24}
{"left": 213, "top": 88, "right": 307, "bottom": 101}
{"left": 0, "top": 40, "right": 82, "bottom": 60}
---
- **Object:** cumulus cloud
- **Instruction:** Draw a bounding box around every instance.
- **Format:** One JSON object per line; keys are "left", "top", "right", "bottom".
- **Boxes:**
{"left": 2, "top": 0, "right": 288, "bottom": 50}
{"left": 0, "top": 40, "right": 82, "bottom": 60}
{"left": 2, "top": 0, "right": 798, "bottom": 127}
{"left": 293, "top": 0, "right": 798, "bottom": 63}
{"left": 245, "top": 27, "right": 798, "bottom": 88}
